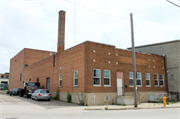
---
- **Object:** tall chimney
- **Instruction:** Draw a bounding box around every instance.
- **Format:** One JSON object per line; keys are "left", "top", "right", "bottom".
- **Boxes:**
{"left": 57, "top": 10, "right": 65, "bottom": 52}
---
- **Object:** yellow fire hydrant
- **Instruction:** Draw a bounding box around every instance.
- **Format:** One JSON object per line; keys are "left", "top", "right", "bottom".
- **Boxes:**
{"left": 163, "top": 96, "right": 167, "bottom": 107}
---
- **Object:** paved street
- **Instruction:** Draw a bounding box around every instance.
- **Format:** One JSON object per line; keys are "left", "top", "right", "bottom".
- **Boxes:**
{"left": 0, "top": 94, "right": 180, "bottom": 119}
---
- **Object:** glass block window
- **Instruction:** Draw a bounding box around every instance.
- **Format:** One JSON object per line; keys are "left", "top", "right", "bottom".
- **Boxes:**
{"left": 146, "top": 73, "right": 150, "bottom": 86}
{"left": 59, "top": 73, "right": 62, "bottom": 87}
{"left": 104, "top": 70, "right": 110, "bottom": 86}
{"left": 93, "top": 69, "right": 101, "bottom": 86}
{"left": 160, "top": 74, "right": 164, "bottom": 86}
{"left": 154, "top": 74, "right": 159, "bottom": 86}
{"left": 74, "top": 70, "right": 78, "bottom": 86}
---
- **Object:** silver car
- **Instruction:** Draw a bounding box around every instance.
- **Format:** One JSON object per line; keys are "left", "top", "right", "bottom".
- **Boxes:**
{"left": 31, "top": 89, "right": 51, "bottom": 101}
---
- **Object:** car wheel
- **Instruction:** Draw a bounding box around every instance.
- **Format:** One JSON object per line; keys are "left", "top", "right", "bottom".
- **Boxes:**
{"left": 35, "top": 97, "right": 38, "bottom": 101}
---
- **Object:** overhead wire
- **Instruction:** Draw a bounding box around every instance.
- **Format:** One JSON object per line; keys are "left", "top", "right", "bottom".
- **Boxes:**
{"left": 65, "top": 0, "right": 164, "bottom": 55}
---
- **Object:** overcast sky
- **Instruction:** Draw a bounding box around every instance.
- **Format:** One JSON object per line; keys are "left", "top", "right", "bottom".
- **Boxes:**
{"left": 0, "top": 0, "right": 179, "bottom": 73}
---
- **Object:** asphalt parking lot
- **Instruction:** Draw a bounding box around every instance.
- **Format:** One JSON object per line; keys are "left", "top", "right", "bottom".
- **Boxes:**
{"left": 0, "top": 93, "right": 80, "bottom": 107}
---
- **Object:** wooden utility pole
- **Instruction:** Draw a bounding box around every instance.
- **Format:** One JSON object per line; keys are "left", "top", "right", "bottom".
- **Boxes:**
{"left": 130, "top": 13, "right": 138, "bottom": 107}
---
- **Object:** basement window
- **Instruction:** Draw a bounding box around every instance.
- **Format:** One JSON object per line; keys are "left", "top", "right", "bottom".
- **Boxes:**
{"left": 93, "top": 69, "right": 101, "bottom": 86}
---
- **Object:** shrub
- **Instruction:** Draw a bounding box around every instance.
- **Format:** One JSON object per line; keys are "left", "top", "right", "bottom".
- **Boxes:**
{"left": 105, "top": 107, "right": 108, "bottom": 110}
{"left": 53, "top": 88, "right": 59, "bottom": 100}
{"left": 76, "top": 91, "right": 86, "bottom": 105}
{"left": 67, "top": 91, "right": 72, "bottom": 103}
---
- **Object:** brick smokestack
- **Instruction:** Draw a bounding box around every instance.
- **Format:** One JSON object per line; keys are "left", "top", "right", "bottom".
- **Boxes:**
{"left": 57, "top": 10, "right": 65, "bottom": 52}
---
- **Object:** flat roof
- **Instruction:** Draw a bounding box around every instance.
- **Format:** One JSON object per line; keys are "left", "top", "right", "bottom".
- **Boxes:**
{"left": 128, "top": 40, "right": 180, "bottom": 49}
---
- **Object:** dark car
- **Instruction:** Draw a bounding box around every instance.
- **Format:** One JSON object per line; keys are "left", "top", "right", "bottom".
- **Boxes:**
{"left": 9, "top": 88, "right": 21, "bottom": 96}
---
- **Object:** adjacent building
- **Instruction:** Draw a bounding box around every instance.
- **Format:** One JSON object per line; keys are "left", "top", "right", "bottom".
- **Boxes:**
{"left": 0, "top": 73, "right": 9, "bottom": 90}
{"left": 128, "top": 40, "right": 180, "bottom": 100}
{"left": 9, "top": 10, "right": 168, "bottom": 105}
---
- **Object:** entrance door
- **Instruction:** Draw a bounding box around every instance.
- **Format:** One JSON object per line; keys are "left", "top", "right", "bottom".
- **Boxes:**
{"left": 117, "top": 78, "right": 123, "bottom": 96}
{"left": 46, "top": 78, "right": 50, "bottom": 91}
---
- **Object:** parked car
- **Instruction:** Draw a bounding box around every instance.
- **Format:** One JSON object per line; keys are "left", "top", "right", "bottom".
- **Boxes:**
{"left": 9, "top": 88, "right": 21, "bottom": 96}
{"left": 31, "top": 89, "right": 51, "bottom": 101}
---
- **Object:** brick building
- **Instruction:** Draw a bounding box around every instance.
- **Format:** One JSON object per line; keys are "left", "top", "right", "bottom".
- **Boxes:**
{"left": 9, "top": 10, "right": 167, "bottom": 105}
{"left": 128, "top": 40, "right": 180, "bottom": 100}
{"left": 0, "top": 73, "right": 9, "bottom": 90}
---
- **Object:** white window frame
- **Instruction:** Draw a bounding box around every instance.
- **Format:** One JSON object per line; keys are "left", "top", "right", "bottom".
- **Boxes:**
{"left": 160, "top": 74, "right": 164, "bottom": 87}
{"left": 104, "top": 70, "right": 110, "bottom": 86}
{"left": 129, "top": 72, "right": 133, "bottom": 86}
{"left": 136, "top": 72, "right": 142, "bottom": 86}
{"left": 154, "top": 74, "right": 159, "bottom": 87}
{"left": 74, "top": 70, "right": 78, "bottom": 86}
{"left": 146, "top": 73, "right": 151, "bottom": 87}
{"left": 93, "top": 69, "right": 101, "bottom": 86}
{"left": 59, "top": 73, "right": 62, "bottom": 87}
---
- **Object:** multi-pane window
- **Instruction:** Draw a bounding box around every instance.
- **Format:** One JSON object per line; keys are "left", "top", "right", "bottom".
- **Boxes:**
{"left": 160, "top": 74, "right": 164, "bottom": 86}
{"left": 74, "top": 70, "right": 78, "bottom": 86}
{"left": 104, "top": 70, "right": 110, "bottom": 86}
{"left": 59, "top": 73, "right": 62, "bottom": 87}
{"left": 136, "top": 72, "right": 141, "bottom": 86}
{"left": 146, "top": 73, "right": 150, "bottom": 86}
{"left": 93, "top": 69, "right": 101, "bottom": 86}
{"left": 129, "top": 72, "right": 133, "bottom": 86}
{"left": 154, "top": 74, "right": 158, "bottom": 86}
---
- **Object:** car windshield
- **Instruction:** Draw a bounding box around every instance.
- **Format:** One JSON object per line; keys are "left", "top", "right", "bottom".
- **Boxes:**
{"left": 28, "top": 83, "right": 40, "bottom": 87}
{"left": 40, "top": 90, "right": 49, "bottom": 93}
{"left": 14, "top": 88, "right": 18, "bottom": 91}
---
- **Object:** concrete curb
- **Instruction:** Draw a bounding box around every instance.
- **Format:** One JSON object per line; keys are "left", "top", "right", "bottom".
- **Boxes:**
{"left": 85, "top": 106, "right": 180, "bottom": 110}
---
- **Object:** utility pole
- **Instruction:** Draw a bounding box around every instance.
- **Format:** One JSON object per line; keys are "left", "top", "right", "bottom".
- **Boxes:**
{"left": 130, "top": 13, "right": 138, "bottom": 107}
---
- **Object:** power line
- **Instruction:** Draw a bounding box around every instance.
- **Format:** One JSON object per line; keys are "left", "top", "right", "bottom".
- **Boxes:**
{"left": 64, "top": 0, "right": 129, "bottom": 20}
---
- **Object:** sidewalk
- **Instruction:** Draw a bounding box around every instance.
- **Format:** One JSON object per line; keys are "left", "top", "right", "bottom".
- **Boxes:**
{"left": 83, "top": 102, "right": 180, "bottom": 110}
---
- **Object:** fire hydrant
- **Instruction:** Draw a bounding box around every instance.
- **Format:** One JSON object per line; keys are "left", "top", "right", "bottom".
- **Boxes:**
{"left": 163, "top": 96, "right": 167, "bottom": 107}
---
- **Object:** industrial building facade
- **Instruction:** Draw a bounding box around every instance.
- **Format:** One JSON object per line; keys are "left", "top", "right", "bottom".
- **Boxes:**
{"left": 9, "top": 10, "right": 167, "bottom": 105}
{"left": 128, "top": 40, "right": 180, "bottom": 100}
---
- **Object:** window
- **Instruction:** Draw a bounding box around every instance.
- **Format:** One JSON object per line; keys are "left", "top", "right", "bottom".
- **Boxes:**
{"left": 146, "top": 73, "right": 150, "bottom": 86}
{"left": 160, "top": 74, "right": 164, "bottom": 86}
{"left": 93, "top": 69, "right": 101, "bottom": 86}
{"left": 1, "top": 81, "right": 8, "bottom": 84}
{"left": 6, "top": 75, "right": 8, "bottom": 79}
{"left": 24, "top": 64, "right": 28, "bottom": 67}
{"left": 29, "top": 79, "right": 31, "bottom": 82}
{"left": 37, "top": 78, "right": 39, "bottom": 83}
{"left": 129, "top": 72, "right": 133, "bottom": 86}
{"left": 1, "top": 75, "right": 4, "bottom": 78}
{"left": 104, "top": 70, "right": 110, "bottom": 86}
{"left": 136, "top": 72, "right": 141, "bottom": 86}
{"left": 154, "top": 74, "right": 158, "bottom": 86}
{"left": 59, "top": 73, "right": 62, "bottom": 87}
{"left": 74, "top": 71, "right": 78, "bottom": 86}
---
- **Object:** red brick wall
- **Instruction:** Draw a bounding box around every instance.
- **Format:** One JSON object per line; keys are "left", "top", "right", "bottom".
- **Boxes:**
{"left": 84, "top": 41, "right": 167, "bottom": 93}
{"left": 55, "top": 43, "right": 85, "bottom": 93}
{"left": 9, "top": 48, "right": 55, "bottom": 90}
{"left": 0, "top": 73, "right": 9, "bottom": 79}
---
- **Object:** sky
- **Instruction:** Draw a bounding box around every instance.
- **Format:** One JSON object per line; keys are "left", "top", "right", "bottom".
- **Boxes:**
{"left": 0, "top": 0, "right": 179, "bottom": 73}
